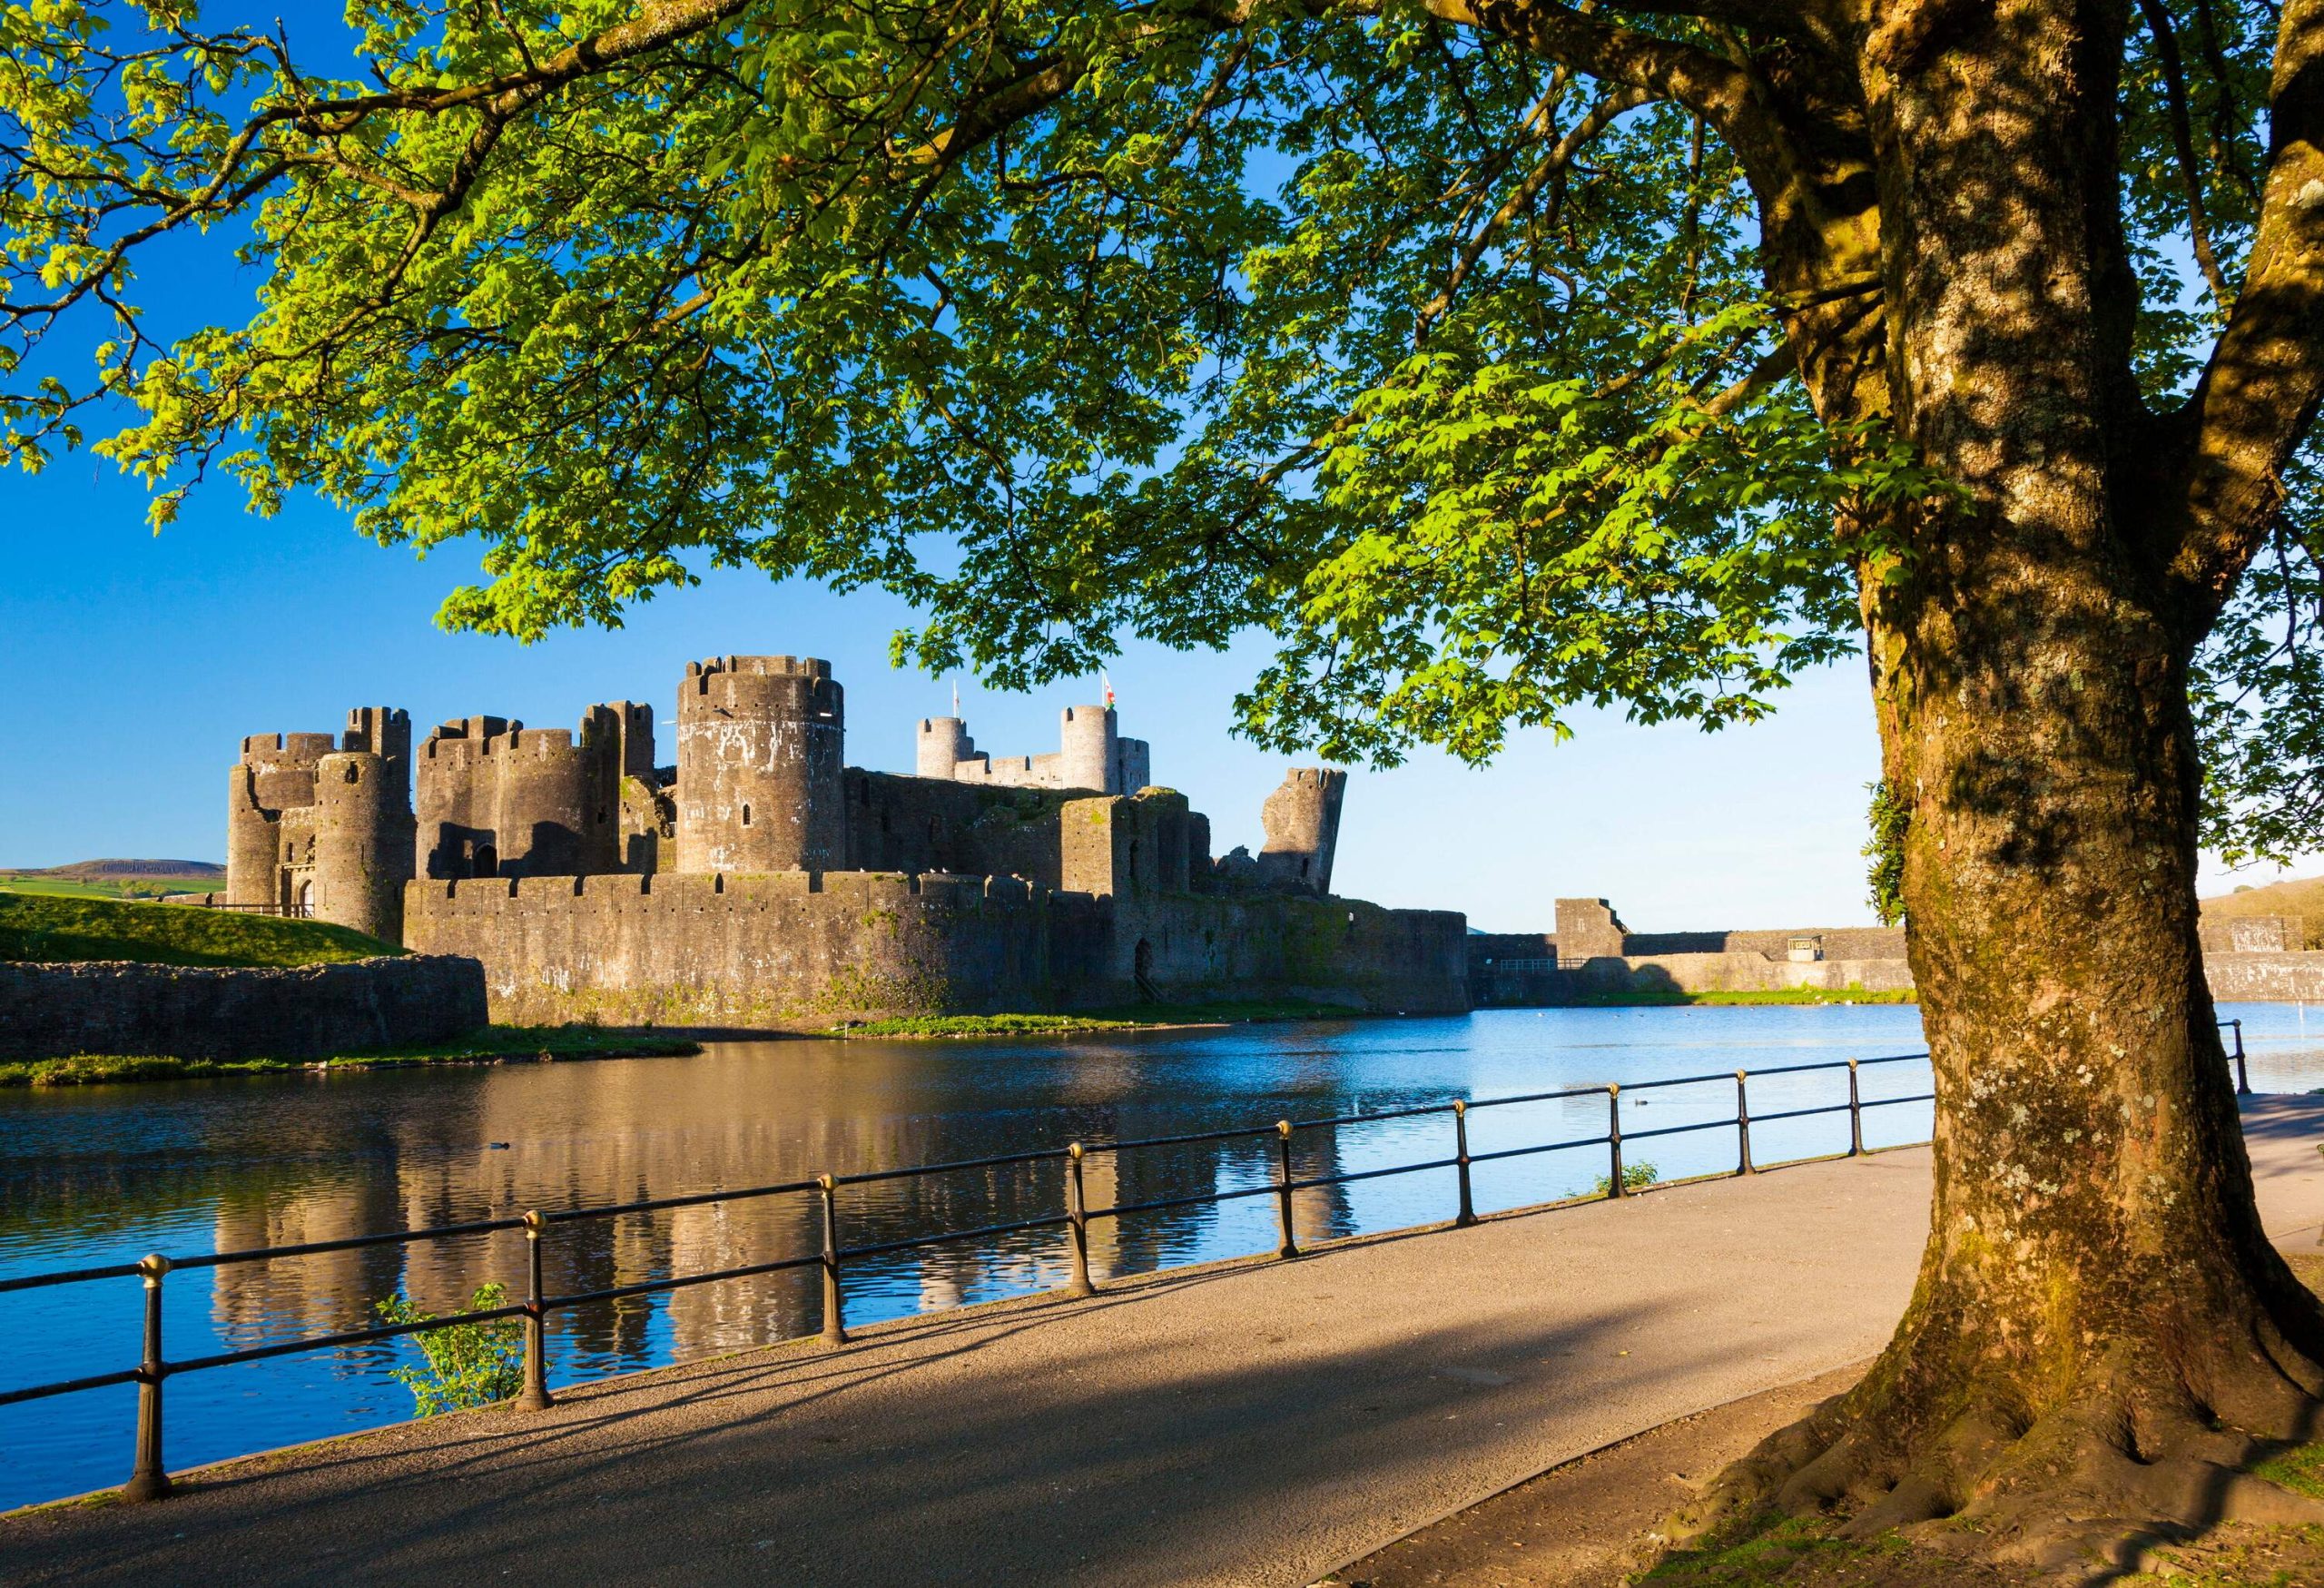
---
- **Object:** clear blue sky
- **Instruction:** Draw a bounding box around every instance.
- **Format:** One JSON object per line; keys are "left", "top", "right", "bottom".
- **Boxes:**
{"left": 3, "top": 460, "right": 2299, "bottom": 931}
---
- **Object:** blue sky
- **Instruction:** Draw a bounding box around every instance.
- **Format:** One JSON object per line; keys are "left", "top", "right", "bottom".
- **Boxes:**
{"left": 4, "top": 451, "right": 2303, "bottom": 930}
{"left": 0, "top": 457, "right": 1899, "bottom": 932}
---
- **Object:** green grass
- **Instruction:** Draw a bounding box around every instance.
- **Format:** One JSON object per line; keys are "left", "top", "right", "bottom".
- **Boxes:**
{"left": 0, "top": 1026, "right": 702, "bottom": 1087}
{"left": 1561, "top": 984, "right": 1918, "bottom": 1008}
{"left": 837, "top": 998, "right": 1371, "bottom": 1038}
{"left": 0, "top": 893, "right": 399, "bottom": 968}
{"left": 1639, "top": 1511, "right": 1915, "bottom": 1585}
{"left": 2255, "top": 1440, "right": 2324, "bottom": 1501}
{"left": 0, "top": 875, "right": 217, "bottom": 901}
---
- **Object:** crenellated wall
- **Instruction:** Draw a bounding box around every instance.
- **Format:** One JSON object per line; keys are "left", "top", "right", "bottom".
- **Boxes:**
{"left": 402, "top": 873, "right": 1468, "bottom": 1027}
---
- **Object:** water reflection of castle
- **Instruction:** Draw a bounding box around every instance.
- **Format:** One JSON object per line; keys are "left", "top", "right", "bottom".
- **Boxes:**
{"left": 202, "top": 1052, "right": 1365, "bottom": 1363}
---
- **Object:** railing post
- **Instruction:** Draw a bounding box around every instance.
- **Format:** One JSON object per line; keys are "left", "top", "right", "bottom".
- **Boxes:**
{"left": 517, "top": 1209, "right": 553, "bottom": 1411}
{"left": 1846, "top": 1060, "right": 1865, "bottom": 1158}
{"left": 2234, "top": 1019, "right": 2251, "bottom": 1096}
{"left": 1064, "top": 1144, "right": 1097, "bottom": 1297}
{"left": 1274, "top": 1121, "right": 1299, "bottom": 1258}
{"left": 123, "top": 1253, "right": 171, "bottom": 1503}
{"left": 1606, "top": 1085, "right": 1625, "bottom": 1198}
{"left": 1736, "top": 1070, "right": 1755, "bottom": 1175}
{"left": 1452, "top": 1100, "right": 1478, "bottom": 1228}
{"left": 818, "top": 1175, "right": 849, "bottom": 1345}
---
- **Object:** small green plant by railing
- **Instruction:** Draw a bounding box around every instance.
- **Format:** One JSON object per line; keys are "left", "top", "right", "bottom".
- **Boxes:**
{"left": 1594, "top": 1159, "right": 1659, "bottom": 1197}
{"left": 375, "top": 1284, "right": 524, "bottom": 1415}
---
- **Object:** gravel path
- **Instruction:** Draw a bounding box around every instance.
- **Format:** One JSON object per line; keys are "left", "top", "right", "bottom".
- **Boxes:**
{"left": 7, "top": 1098, "right": 2319, "bottom": 1588}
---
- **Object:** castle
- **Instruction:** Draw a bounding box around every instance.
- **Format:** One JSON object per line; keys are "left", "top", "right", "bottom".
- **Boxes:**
{"left": 216, "top": 656, "right": 1468, "bottom": 1025}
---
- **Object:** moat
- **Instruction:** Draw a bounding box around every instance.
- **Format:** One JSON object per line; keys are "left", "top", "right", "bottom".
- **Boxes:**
{"left": 4, "top": 1003, "right": 2314, "bottom": 1511}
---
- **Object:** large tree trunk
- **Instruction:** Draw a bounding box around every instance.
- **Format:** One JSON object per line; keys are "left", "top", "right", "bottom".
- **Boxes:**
{"left": 1694, "top": 0, "right": 2324, "bottom": 1569}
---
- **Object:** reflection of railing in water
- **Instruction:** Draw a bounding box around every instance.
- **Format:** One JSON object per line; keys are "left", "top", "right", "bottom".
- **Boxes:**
{"left": 0, "top": 1022, "right": 2249, "bottom": 1505}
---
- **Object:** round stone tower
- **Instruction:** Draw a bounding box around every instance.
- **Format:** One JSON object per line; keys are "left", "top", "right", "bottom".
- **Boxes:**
{"left": 1058, "top": 705, "right": 1118, "bottom": 794}
{"left": 227, "top": 732, "right": 334, "bottom": 906}
{"left": 675, "top": 656, "right": 845, "bottom": 873}
{"left": 1256, "top": 767, "right": 1348, "bottom": 897}
{"left": 496, "top": 725, "right": 611, "bottom": 877}
{"left": 917, "top": 716, "right": 971, "bottom": 779}
{"left": 313, "top": 750, "right": 417, "bottom": 943}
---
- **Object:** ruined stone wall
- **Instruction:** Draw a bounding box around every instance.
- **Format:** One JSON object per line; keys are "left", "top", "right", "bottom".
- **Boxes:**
{"left": 404, "top": 872, "right": 1091, "bottom": 1025}
{"left": 401, "top": 874, "right": 1468, "bottom": 1025}
{"left": 2203, "top": 952, "right": 2324, "bottom": 1001}
{"left": 840, "top": 771, "right": 1076, "bottom": 886}
{"left": 1256, "top": 768, "right": 1345, "bottom": 896}
{"left": 0, "top": 954, "right": 487, "bottom": 1060}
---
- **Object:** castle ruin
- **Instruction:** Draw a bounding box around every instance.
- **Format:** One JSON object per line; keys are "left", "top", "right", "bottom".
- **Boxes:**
{"left": 218, "top": 657, "right": 1467, "bottom": 1024}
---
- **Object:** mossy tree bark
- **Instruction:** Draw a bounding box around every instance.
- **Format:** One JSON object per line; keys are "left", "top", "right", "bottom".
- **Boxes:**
{"left": 1690, "top": 0, "right": 2324, "bottom": 1564}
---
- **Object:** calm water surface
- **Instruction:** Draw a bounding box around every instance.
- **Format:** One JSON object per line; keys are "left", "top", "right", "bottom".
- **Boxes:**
{"left": 2, "top": 1002, "right": 2309, "bottom": 1510}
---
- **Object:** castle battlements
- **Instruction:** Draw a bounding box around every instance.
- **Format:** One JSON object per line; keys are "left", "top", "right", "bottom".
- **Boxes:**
{"left": 215, "top": 657, "right": 1440, "bottom": 1025}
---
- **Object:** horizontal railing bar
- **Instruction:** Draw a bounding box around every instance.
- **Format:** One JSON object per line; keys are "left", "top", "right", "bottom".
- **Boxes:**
{"left": 0, "top": 1366, "right": 144, "bottom": 1407}
{"left": 1860, "top": 1092, "right": 1935, "bottom": 1109}
{"left": 547, "top": 1254, "right": 822, "bottom": 1313}
{"left": 1468, "top": 1135, "right": 1610, "bottom": 1166}
{"left": 0, "top": 1260, "right": 143, "bottom": 1294}
{"left": 1285, "top": 1100, "right": 1459, "bottom": 1131}
{"left": 1092, "top": 1180, "right": 1280, "bottom": 1222}
{"left": 166, "top": 1304, "right": 531, "bottom": 1376}
{"left": 1287, "top": 1157, "right": 1459, "bottom": 1193}
{"left": 1855, "top": 1052, "right": 1933, "bottom": 1068}
{"left": 1082, "top": 1123, "right": 1280, "bottom": 1155}
{"left": 545, "top": 1178, "right": 819, "bottom": 1225}
{"left": 838, "top": 1212, "right": 1074, "bottom": 1264}
{"left": 833, "top": 1146, "right": 1068, "bottom": 1189}
{"left": 1462, "top": 1084, "right": 1611, "bottom": 1111}
{"left": 1620, "top": 1070, "right": 1753, "bottom": 1093}
{"left": 176, "top": 1218, "right": 525, "bottom": 1271}
{"left": 1748, "top": 1103, "right": 1852, "bottom": 1126}
{"left": 1623, "top": 1119, "right": 1744, "bottom": 1143}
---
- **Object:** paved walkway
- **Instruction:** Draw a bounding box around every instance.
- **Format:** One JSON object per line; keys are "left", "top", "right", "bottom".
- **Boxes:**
{"left": 7, "top": 1099, "right": 2320, "bottom": 1588}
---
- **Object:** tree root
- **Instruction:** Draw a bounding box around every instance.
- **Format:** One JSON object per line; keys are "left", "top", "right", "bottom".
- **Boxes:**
{"left": 1668, "top": 1329, "right": 2324, "bottom": 1583}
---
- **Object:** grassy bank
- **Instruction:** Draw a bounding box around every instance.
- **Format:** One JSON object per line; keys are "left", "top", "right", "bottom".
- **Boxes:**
{"left": 1556, "top": 984, "right": 1917, "bottom": 1008}
{"left": 838, "top": 998, "right": 1374, "bottom": 1038}
{"left": 0, "top": 1026, "right": 702, "bottom": 1087}
{"left": 0, "top": 874, "right": 215, "bottom": 902}
{"left": 0, "top": 893, "right": 399, "bottom": 968}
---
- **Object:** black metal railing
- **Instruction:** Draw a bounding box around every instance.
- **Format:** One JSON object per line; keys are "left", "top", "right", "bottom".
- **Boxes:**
{"left": 0, "top": 1020, "right": 2248, "bottom": 1505}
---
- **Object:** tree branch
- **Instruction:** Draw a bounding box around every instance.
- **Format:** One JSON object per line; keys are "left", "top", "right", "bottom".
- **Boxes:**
{"left": 2162, "top": 0, "right": 2324, "bottom": 627}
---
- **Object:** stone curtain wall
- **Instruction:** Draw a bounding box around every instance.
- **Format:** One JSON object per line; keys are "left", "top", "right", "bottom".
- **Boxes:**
{"left": 403, "top": 874, "right": 1471, "bottom": 1026}
{"left": 2203, "top": 952, "right": 2324, "bottom": 1001}
{"left": 0, "top": 955, "right": 487, "bottom": 1060}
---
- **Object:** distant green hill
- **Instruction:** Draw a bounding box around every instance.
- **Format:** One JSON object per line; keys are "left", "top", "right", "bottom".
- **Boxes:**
{"left": 2201, "top": 874, "right": 2324, "bottom": 949}
{"left": 0, "top": 859, "right": 225, "bottom": 902}
{"left": 0, "top": 894, "right": 400, "bottom": 968}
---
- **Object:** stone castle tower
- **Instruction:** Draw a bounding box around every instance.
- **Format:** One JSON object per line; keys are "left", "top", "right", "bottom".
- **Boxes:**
{"left": 226, "top": 707, "right": 415, "bottom": 940}
{"left": 415, "top": 704, "right": 652, "bottom": 880}
{"left": 915, "top": 705, "right": 1151, "bottom": 793}
{"left": 1256, "top": 768, "right": 1346, "bottom": 897}
{"left": 675, "top": 656, "right": 844, "bottom": 873}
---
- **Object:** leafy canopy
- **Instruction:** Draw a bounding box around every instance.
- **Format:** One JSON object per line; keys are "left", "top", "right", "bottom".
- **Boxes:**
{"left": 0, "top": 0, "right": 2314, "bottom": 829}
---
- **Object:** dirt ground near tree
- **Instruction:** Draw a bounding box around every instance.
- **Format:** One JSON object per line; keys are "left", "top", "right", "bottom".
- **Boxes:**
{"left": 1318, "top": 1256, "right": 2324, "bottom": 1587}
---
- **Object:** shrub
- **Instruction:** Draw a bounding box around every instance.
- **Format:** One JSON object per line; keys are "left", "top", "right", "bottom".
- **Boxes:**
{"left": 376, "top": 1283, "right": 524, "bottom": 1415}
{"left": 1592, "top": 1160, "right": 1659, "bottom": 1197}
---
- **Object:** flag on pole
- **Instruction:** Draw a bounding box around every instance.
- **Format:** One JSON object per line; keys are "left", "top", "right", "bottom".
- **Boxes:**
{"left": 1101, "top": 670, "right": 1115, "bottom": 710}
{"left": 951, "top": 680, "right": 960, "bottom": 717}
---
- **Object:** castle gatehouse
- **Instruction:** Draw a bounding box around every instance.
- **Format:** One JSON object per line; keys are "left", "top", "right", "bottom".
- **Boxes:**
{"left": 209, "top": 656, "right": 1469, "bottom": 1025}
